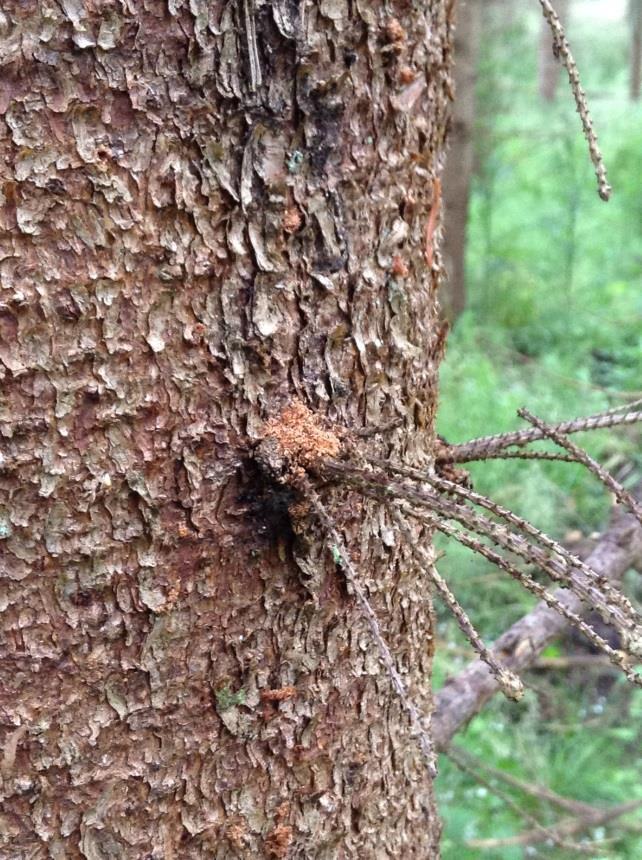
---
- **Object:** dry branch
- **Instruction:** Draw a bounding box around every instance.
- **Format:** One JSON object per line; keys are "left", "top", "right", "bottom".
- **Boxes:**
{"left": 400, "top": 502, "right": 640, "bottom": 686}
{"left": 301, "top": 477, "right": 437, "bottom": 777}
{"left": 538, "top": 0, "right": 611, "bottom": 200}
{"left": 518, "top": 407, "right": 642, "bottom": 525}
{"left": 466, "top": 798, "right": 642, "bottom": 851}
{"left": 391, "top": 508, "right": 524, "bottom": 702}
{"left": 368, "top": 456, "right": 642, "bottom": 640}
{"left": 448, "top": 745, "right": 597, "bottom": 816}
{"left": 456, "top": 449, "right": 578, "bottom": 464}
{"left": 332, "top": 460, "right": 642, "bottom": 661}
{"left": 443, "top": 407, "right": 642, "bottom": 464}
{"left": 449, "top": 746, "right": 599, "bottom": 855}
{"left": 432, "top": 496, "right": 642, "bottom": 751}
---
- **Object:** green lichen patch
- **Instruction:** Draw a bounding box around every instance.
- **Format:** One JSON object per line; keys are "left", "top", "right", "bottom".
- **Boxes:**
{"left": 215, "top": 684, "right": 246, "bottom": 712}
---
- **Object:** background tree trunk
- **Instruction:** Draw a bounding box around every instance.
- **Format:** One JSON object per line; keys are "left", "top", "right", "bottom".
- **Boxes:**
{"left": 538, "top": 0, "right": 570, "bottom": 101}
{"left": 0, "top": 2, "right": 452, "bottom": 857}
{"left": 630, "top": 0, "right": 642, "bottom": 100}
{"left": 441, "top": 0, "right": 482, "bottom": 321}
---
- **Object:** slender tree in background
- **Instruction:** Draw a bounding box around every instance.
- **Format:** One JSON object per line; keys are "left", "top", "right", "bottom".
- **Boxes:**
{"left": 539, "top": 0, "right": 570, "bottom": 101}
{"left": 0, "top": 2, "right": 452, "bottom": 856}
{"left": 442, "top": 0, "right": 482, "bottom": 321}
{"left": 630, "top": 0, "right": 642, "bottom": 100}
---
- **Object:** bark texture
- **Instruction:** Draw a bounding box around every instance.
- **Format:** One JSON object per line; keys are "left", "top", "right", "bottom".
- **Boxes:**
{"left": 0, "top": 2, "right": 452, "bottom": 857}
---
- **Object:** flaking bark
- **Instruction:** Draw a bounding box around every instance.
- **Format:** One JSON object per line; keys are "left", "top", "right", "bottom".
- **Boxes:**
{"left": 0, "top": 1, "right": 452, "bottom": 857}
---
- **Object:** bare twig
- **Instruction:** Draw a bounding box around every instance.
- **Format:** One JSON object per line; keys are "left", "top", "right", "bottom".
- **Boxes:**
{"left": 533, "top": 654, "right": 612, "bottom": 670}
{"left": 301, "top": 477, "right": 437, "bottom": 777}
{"left": 538, "top": 0, "right": 611, "bottom": 200}
{"left": 448, "top": 745, "right": 597, "bottom": 817}
{"left": 327, "top": 461, "right": 642, "bottom": 662}
{"left": 432, "top": 499, "right": 642, "bottom": 750}
{"left": 458, "top": 448, "right": 578, "bottom": 464}
{"left": 352, "top": 418, "right": 404, "bottom": 438}
{"left": 368, "top": 456, "right": 642, "bottom": 643}
{"left": 466, "top": 798, "right": 642, "bottom": 850}
{"left": 391, "top": 508, "right": 524, "bottom": 701}
{"left": 444, "top": 407, "right": 642, "bottom": 464}
{"left": 397, "top": 502, "right": 641, "bottom": 689}
{"left": 599, "top": 398, "right": 642, "bottom": 416}
{"left": 519, "top": 408, "right": 642, "bottom": 526}
{"left": 449, "top": 746, "right": 600, "bottom": 855}
{"left": 331, "top": 458, "right": 640, "bottom": 684}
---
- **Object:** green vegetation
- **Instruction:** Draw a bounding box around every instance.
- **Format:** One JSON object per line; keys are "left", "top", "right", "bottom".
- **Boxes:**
{"left": 436, "top": 5, "right": 642, "bottom": 856}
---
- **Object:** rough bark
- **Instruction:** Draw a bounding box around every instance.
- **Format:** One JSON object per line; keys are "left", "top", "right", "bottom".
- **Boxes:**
{"left": 441, "top": 0, "right": 482, "bottom": 321}
{"left": 631, "top": 0, "right": 642, "bottom": 101}
{"left": 538, "top": 0, "right": 570, "bottom": 101}
{"left": 0, "top": 1, "right": 452, "bottom": 857}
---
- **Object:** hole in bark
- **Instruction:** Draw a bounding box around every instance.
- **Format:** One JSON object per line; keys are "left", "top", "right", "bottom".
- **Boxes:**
{"left": 238, "top": 461, "right": 298, "bottom": 546}
{"left": 343, "top": 49, "right": 357, "bottom": 67}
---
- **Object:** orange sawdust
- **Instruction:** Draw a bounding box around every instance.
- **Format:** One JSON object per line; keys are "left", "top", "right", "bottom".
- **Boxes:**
{"left": 262, "top": 400, "right": 342, "bottom": 470}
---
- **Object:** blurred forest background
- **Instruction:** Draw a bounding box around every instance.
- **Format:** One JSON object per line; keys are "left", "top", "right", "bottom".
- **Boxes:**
{"left": 436, "top": 0, "right": 642, "bottom": 855}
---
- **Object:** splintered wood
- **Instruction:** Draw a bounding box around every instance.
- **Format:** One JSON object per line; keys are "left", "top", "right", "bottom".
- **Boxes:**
{"left": 261, "top": 400, "right": 342, "bottom": 478}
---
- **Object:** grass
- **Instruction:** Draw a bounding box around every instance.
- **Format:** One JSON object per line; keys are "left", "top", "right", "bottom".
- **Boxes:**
{"left": 434, "top": 5, "right": 642, "bottom": 856}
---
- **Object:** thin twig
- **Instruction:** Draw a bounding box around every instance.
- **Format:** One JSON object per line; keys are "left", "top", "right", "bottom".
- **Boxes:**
{"left": 448, "top": 745, "right": 597, "bottom": 817}
{"left": 459, "top": 449, "right": 578, "bottom": 464}
{"left": 519, "top": 408, "right": 642, "bottom": 527}
{"left": 599, "top": 397, "right": 642, "bottom": 416}
{"left": 449, "top": 745, "right": 599, "bottom": 855}
{"left": 367, "top": 456, "right": 642, "bottom": 645}
{"left": 352, "top": 418, "right": 404, "bottom": 438}
{"left": 466, "top": 798, "right": 642, "bottom": 850}
{"left": 538, "top": 0, "right": 611, "bottom": 200}
{"left": 432, "top": 496, "right": 642, "bottom": 749}
{"left": 395, "top": 501, "right": 642, "bottom": 688}
{"left": 334, "top": 463, "right": 639, "bottom": 683}
{"left": 300, "top": 477, "right": 437, "bottom": 778}
{"left": 533, "top": 654, "right": 613, "bottom": 670}
{"left": 391, "top": 508, "right": 524, "bottom": 701}
{"left": 444, "top": 407, "right": 642, "bottom": 464}
{"left": 325, "top": 460, "right": 642, "bottom": 663}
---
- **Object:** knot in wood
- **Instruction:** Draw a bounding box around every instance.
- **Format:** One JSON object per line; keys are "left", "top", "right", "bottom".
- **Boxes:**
{"left": 256, "top": 400, "right": 342, "bottom": 483}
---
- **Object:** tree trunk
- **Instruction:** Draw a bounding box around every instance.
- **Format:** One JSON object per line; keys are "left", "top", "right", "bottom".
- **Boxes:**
{"left": 631, "top": 0, "right": 642, "bottom": 101}
{"left": 538, "top": 0, "right": 570, "bottom": 101}
{"left": 0, "top": 2, "right": 452, "bottom": 857}
{"left": 441, "top": 0, "right": 482, "bottom": 321}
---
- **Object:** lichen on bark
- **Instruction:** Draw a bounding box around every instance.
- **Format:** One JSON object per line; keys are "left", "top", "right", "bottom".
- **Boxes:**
{"left": 0, "top": 1, "right": 452, "bottom": 856}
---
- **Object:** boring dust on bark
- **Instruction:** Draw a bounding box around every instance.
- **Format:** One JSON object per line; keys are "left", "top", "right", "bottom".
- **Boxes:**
{"left": 0, "top": 1, "right": 452, "bottom": 857}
